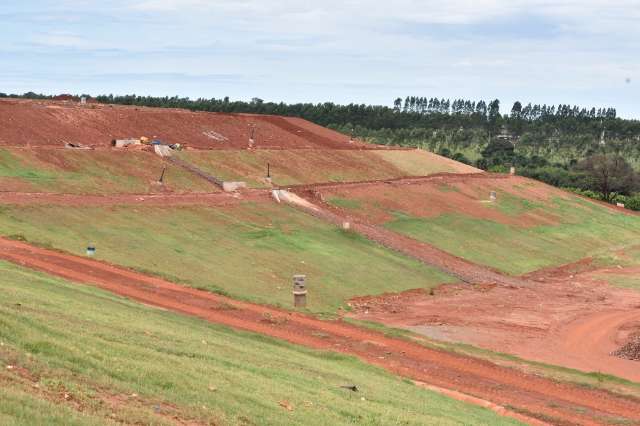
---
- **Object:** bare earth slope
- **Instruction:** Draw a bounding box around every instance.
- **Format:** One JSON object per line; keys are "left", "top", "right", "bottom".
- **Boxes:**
{"left": 0, "top": 99, "right": 369, "bottom": 149}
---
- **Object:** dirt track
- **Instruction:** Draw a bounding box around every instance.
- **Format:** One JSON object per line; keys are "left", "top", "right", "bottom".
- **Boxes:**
{"left": 2, "top": 237, "right": 640, "bottom": 425}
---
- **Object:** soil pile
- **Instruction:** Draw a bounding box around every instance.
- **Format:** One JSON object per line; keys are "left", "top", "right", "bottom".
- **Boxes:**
{"left": 612, "top": 334, "right": 640, "bottom": 361}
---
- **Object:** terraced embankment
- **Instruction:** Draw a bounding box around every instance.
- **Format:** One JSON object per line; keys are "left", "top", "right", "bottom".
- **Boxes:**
{"left": 178, "top": 149, "right": 479, "bottom": 187}
{"left": 0, "top": 147, "right": 215, "bottom": 194}
{"left": 2, "top": 237, "right": 640, "bottom": 425}
{"left": 275, "top": 187, "right": 525, "bottom": 286}
{"left": 306, "top": 174, "right": 640, "bottom": 274}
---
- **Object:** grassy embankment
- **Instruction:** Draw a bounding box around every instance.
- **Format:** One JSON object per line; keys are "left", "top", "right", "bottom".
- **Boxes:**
{"left": 0, "top": 148, "right": 213, "bottom": 194}
{"left": 179, "top": 149, "right": 474, "bottom": 188}
{"left": 328, "top": 185, "right": 640, "bottom": 275}
{"left": 0, "top": 261, "right": 519, "bottom": 425}
{"left": 0, "top": 202, "right": 453, "bottom": 314}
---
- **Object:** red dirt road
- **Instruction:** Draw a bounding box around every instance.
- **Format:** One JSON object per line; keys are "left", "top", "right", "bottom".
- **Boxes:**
{"left": 1, "top": 238, "right": 640, "bottom": 425}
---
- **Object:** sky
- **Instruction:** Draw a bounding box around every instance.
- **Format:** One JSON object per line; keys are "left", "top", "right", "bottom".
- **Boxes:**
{"left": 1, "top": 0, "right": 639, "bottom": 118}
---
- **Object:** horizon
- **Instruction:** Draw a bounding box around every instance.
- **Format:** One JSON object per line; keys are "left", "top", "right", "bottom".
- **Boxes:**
{"left": 2, "top": 92, "right": 632, "bottom": 121}
{"left": 1, "top": 1, "right": 639, "bottom": 118}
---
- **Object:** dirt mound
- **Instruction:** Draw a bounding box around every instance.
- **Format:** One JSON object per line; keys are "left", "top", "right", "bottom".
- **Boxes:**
{"left": 612, "top": 333, "right": 640, "bottom": 361}
{"left": 0, "top": 99, "right": 372, "bottom": 150}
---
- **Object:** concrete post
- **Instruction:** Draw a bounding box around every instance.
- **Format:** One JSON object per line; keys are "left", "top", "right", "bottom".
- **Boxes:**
{"left": 293, "top": 274, "right": 307, "bottom": 307}
{"left": 342, "top": 222, "right": 351, "bottom": 230}
{"left": 509, "top": 166, "right": 516, "bottom": 175}
{"left": 490, "top": 191, "right": 497, "bottom": 202}
{"left": 86, "top": 245, "right": 96, "bottom": 256}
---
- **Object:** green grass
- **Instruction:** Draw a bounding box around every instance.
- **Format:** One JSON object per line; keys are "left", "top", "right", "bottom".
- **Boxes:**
{"left": 0, "top": 387, "right": 107, "bottom": 426}
{"left": 590, "top": 273, "right": 640, "bottom": 291}
{"left": 0, "top": 202, "right": 453, "bottom": 314}
{"left": 0, "top": 148, "right": 213, "bottom": 194}
{"left": 327, "top": 197, "right": 362, "bottom": 210}
{"left": 178, "top": 149, "right": 467, "bottom": 189}
{"left": 487, "top": 192, "right": 544, "bottom": 217}
{"left": 386, "top": 197, "right": 640, "bottom": 275}
{"left": 0, "top": 261, "right": 520, "bottom": 425}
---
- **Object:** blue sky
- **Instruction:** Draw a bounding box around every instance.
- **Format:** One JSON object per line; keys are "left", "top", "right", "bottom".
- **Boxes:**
{"left": 1, "top": 1, "right": 639, "bottom": 117}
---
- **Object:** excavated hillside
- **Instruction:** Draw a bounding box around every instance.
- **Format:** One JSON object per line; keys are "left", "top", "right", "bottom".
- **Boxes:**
{"left": 4, "top": 99, "right": 640, "bottom": 424}
{"left": 0, "top": 99, "right": 371, "bottom": 149}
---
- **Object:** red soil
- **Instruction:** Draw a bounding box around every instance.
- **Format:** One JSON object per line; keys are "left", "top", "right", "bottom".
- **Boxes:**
{"left": 308, "top": 174, "right": 568, "bottom": 227}
{"left": 349, "top": 260, "right": 640, "bottom": 383}
{"left": 1, "top": 237, "right": 640, "bottom": 425}
{"left": 281, "top": 178, "right": 640, "bottom": 382}
{"left": 0, "top": 99, "right": 374, "bottom": 150}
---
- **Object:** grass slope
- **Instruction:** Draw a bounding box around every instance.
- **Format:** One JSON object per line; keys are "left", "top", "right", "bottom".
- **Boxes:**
{"left": 179, "top": 149, "right": 467, "bottom": 188}
{"left": 387, "top": 197, "right": 640, "bottom": 275}
{"left": 371, "top": 150, "right": 479, "bottom": 176}
{"left": 326, "top": 176, "right": 640, "bottom": 275}
{"left": 0, "top": 148, "right": 213, "bottom": 194}
{"left": 0, "top": 261, "right": 519, "bottom": 425}
{"left": 0, "top": 202, "right": 453, "bottom": 314}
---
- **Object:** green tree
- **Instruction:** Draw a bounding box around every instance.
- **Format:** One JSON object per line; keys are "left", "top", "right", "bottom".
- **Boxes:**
{"left": 480, "top": 139, "right": 514, "bottom": 169}
{"left": 578, "top": 154, "right": 637, "bottom": 201}
{"left": 487, "top": 99, "right": 501, "bottom": 133}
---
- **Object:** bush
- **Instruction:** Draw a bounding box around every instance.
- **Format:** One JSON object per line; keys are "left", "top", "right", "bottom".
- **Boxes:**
{"left": 564, "top": 187, "right": 604, "bottom": 201}
{"left": 520, "top": 166, "right": 586, "bottom": 189}
{"left": 450, "top": 152, "right": 471, "bottom": 165}
{"left": 488, "top": 165, "right": 509, "bottom": 173}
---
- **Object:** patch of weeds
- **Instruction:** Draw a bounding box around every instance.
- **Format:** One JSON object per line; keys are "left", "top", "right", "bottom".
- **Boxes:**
{"left": 243, "top": 228, "right": 279, "bottom": 240}
{"left": 437, "top": 184, "right": 458, "bottom": 193}
{"left": 337, "top": 228, "right": 364, "bottom": 241}
{"left": 311, "top": 332, "right": 330, "bottom": 339}
{"left": 504, "top": 405, "right": 563, "bottom": 425}
{"left": 260, "top": 312, "right": 288, "bottom": 325}
{"left": 211, "top": 302, "right": 238, "bottom": 311}
{"left": 327, "top": 197, "right": 362, "bottom": 210}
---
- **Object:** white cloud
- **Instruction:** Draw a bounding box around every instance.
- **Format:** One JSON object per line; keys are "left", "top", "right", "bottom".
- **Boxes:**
{"left": 129, "top": 0, "right": 209, "bottom": 11}
{"left": 31, "top": 32, "right": 90, "bottom": 48}
{"left": 2, "top": 0, "right": 639, "bottom": 116}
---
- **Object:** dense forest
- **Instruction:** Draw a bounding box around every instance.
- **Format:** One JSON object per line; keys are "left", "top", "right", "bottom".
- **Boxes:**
{"left": 4, "top": 91, "right": 640, "bottom": 208}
